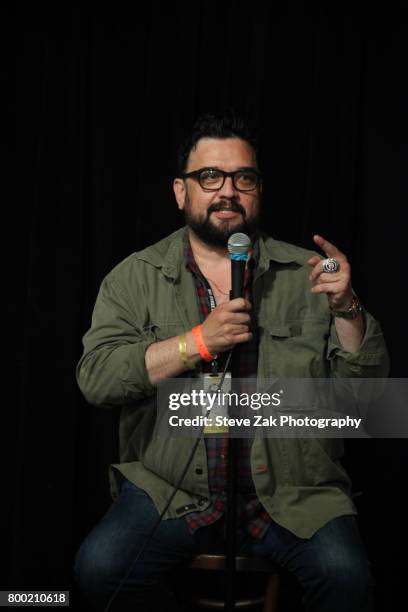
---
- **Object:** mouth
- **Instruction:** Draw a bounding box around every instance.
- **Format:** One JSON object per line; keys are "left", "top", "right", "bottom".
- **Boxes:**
{"left": 207, "top": 200, "right": 246, "bottom": 221}
{"left": 212, "top": 209, "right": 241, "bottom": 219}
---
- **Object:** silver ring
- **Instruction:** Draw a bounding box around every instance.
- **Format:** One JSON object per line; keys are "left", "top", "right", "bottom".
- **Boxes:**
{"left": 322, "top": 258, "right": 340, "bottom": 273}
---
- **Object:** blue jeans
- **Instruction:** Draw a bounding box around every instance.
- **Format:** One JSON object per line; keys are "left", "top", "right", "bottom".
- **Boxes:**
{"left": 74, "top": 478, "right": 374, "bottom": 611}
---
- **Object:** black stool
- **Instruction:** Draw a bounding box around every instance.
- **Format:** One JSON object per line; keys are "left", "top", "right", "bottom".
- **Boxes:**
{"left": 184, "top": 553, "right": 280, "bottom": 610}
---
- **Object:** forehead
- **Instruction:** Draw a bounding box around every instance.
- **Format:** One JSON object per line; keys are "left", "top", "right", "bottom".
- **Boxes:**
{"left": 186, "top": 137, "right": 257, "bottom": 171}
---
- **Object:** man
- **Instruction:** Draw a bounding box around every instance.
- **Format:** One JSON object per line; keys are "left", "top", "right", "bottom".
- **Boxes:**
{"left": 74, "top": 110, "right": 389, "bottom": 611}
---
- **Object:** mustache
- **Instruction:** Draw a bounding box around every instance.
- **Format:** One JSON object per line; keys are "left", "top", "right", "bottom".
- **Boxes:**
{"left": 207, "top": 200, "right": 246, "bottom": 218}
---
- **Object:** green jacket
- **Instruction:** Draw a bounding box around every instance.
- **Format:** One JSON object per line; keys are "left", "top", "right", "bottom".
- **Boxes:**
{"left": 77, "top": 227, "right": 389, "bottom": 538}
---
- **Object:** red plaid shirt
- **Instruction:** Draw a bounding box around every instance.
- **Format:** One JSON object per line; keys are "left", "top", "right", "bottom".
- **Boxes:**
{"left": 183, "top": 230, "right": 272, "bottom": 540}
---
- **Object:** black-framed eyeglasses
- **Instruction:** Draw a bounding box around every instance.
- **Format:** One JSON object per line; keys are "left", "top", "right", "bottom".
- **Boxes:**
{"left": 180, "top": 167, "right": 262, "bottom": 192}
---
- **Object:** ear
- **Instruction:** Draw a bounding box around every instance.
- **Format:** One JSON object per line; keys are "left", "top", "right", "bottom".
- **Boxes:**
{"left": 173, "top": 178, "right": 186, "bottom": 210}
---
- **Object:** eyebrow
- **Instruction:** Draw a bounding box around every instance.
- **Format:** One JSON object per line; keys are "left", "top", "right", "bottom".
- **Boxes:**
{"left": 199, "top": 166, "right": 258, "bottom": 171}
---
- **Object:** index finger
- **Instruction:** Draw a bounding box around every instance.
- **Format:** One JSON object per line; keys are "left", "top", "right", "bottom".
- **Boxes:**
{"left": 226, "top": 298, "right": 252, "bottom": 311}
{"left": 313, "top": 234, "right": 343, "bottom": 259}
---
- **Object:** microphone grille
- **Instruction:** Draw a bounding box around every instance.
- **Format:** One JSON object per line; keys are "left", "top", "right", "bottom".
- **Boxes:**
{"left": 227, "top": 233, "right": 251, "bottom": 256}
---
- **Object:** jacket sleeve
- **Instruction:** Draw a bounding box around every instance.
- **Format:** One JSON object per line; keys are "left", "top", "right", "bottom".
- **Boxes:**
{"left": 327, "top": 308, "right": 390, "bottom": 377}
{"left": 76, "top": 274, "right": 156, "bottom": 407}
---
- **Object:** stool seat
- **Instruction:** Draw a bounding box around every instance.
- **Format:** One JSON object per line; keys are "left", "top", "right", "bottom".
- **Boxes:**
{"left": 186, "top": 553, "right": 280, "bottom": 611}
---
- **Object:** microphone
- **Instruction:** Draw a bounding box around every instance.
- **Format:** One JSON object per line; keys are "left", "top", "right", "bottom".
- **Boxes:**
{"left": 227, "top": 233, "right": 251, "bottom": 299}
{"left": 225, "top": 233, "right": 251, "bottom": 600}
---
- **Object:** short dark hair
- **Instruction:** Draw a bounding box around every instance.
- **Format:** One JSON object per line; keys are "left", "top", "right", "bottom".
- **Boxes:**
{"left": 177, "top": 109, "right": 259, "bottom": 175}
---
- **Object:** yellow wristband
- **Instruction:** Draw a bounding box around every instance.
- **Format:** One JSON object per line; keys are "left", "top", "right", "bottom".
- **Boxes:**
{"left": 178, "top": 333, "right": 191, "bottom": 369}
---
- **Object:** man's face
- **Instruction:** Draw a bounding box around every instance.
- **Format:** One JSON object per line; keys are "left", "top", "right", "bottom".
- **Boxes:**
{"left": 173, "top": 137, "right": 262, "bottom": 247}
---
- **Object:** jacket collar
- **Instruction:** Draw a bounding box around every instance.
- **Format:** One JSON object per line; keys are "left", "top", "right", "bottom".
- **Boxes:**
{"left": 136, "top": 226, "right": 303, "bottom": 281}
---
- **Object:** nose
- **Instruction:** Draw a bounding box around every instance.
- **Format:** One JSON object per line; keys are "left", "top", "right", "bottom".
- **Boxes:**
{"left": 217, "top": 176, "right": 237, "bottom": 198}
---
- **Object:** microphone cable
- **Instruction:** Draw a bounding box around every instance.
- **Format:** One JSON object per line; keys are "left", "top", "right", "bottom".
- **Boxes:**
{"left": 103, "top": 348, "right": 233, "bottom": 612}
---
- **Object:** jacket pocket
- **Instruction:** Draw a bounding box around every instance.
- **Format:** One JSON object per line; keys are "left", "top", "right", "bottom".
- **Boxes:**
{"left": 269, "top": 323, "right": 297, "bottom": 339}
{"left": 269, "top": 319, "right": 329, "bottom": 339}
{"left": 143, "top": 322, "right": 184, "bottom": 342}
{"left": 266, "top": 319, "right": 330, "bottom": 377}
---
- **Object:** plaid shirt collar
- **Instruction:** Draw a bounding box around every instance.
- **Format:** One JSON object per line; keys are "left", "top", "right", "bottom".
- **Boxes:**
{"left": 183, "top": 228, "right": 259, "bottom": 288}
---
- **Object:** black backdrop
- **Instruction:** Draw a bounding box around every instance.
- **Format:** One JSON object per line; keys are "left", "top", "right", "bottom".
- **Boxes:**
{"left": 8, "top": 3, "right": 407, "bottom": 610}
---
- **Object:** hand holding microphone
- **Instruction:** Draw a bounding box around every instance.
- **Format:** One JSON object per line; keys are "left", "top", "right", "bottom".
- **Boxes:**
{"left": 199, "top": 298, "right": 252, "bottom": 356}
{"left": 196, "top": 233, "right": 253, "bottom": 358}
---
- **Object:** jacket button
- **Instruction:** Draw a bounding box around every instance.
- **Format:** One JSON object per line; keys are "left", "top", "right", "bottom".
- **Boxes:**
{"left": 255, "top": 464, "right": 268, "bottom": 473}
{"left": 198, "top": 498, "right": 206, "bottom": 506}
{"left": 195, "top": 468, "right": 203, "bottom": 475}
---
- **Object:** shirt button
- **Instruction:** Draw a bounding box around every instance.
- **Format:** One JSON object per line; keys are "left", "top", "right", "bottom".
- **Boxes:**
{"left": 220, "top": 454, "right": 225, "bottom": 459}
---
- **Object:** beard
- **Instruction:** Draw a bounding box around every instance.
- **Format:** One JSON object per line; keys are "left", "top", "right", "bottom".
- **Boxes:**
{"left": 182, "top": 194, "right": 260, "bottom": 247}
